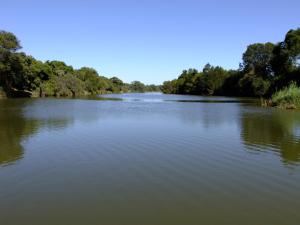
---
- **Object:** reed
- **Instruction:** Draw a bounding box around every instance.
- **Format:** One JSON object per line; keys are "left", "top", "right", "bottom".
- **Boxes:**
{"left": 272, "top": 83, "right": 300, "bottom": 109}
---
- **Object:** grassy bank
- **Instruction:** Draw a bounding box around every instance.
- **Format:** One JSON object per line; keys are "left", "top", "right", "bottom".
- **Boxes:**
{"left": 271, "top": 83, "right": 300, "bottom": 109}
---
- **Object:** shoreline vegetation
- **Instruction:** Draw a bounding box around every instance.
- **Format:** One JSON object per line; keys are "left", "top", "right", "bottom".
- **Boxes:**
{"left": 271, "top": 83, "right": 300, "bottom": 109}
{"left": 0, "top": 31, "right": 160, "bottom": 99}
{"left": 1, "top": 29, "right": 300, "bottom": 109}
{"left": 161, "top": 28, "right": 300, "bottom": 109}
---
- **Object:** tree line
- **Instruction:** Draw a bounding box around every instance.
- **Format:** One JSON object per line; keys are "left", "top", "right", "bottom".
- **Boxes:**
{"left": 0, "top": 31, "right": 160, "bottom": 98}
{"left": 162, "top": 28, "right": 300, "bottom": 97}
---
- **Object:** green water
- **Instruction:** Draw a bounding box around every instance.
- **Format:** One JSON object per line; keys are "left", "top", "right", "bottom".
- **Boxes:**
{"left": 0, "top": 93, "right": 300, "bottom": 225}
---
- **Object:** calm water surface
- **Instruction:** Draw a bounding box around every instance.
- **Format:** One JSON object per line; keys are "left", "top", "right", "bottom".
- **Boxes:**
{"left": 0, "top": 93, "right": 300, "bottom": 225}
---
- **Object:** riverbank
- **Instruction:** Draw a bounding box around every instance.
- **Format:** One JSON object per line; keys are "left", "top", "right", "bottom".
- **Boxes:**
{"left": 0, "top": 31, "right": 161, "bottom": 100}
{"left": 271, "top": 83, "right": 300, "bottom": 109}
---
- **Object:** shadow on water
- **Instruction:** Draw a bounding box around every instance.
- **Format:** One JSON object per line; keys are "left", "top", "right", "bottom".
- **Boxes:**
{"left": 241, "top": 108, "right": 300, "bottom": 165}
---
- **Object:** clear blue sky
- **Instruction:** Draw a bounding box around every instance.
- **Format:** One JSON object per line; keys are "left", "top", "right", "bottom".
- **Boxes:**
{"left": 2, "top": 0, "right": 300, "bottom": 84}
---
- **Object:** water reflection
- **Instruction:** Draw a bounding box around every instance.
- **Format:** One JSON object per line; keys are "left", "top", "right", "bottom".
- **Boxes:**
{"left": 0, "top": 99, "right": 72, "bottom": 166}
{"left": 1, "top": 95, "right": 300, "bottom": 168}
{"left": 0, "top": 100, "right": 38, "bottom": 165}
{"left": 241, "top": 108, "right": 300, "bottom": 164}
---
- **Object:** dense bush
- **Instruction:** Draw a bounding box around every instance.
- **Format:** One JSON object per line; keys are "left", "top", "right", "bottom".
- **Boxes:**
{"left": 272, "top": 83, "right": 300, "bottom": 109}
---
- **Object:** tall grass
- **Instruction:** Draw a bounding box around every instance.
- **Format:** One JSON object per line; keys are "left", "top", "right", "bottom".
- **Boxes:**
{"left": 272, "top": 83, "right": 300, "bottom": 109}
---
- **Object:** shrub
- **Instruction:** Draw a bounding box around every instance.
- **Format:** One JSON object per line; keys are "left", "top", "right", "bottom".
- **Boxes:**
{"left": 272, "top": 83, "right": 300, "bottom": 109}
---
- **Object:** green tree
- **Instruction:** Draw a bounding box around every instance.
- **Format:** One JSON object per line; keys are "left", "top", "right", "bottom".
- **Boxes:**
{"left": 239, "top": 74, "right": 270, "bottom": 97}
{"left": 285, "top": 28, "right": 300, "bottom": 62}
{"left": 76, "top": 67, "right": 101, "bottom": 94}
{"left": 0, "top": 31, "right": 21, "bottom": 52}
{"left": 176, "top": 69, "right": 198, "bottom": 94}
{"left": 130, "top": 81, "right": 146, "bottom": 92}
{"left": 199, "top": 64, "right": 229, "bottom": 95}
{"left": 0, "top": 31, "right": 23, "bottom": 95}
{"left": 242, "top": 43, "right": 275, "bottom": 78}
{"left": 161, "top": 80, "right": 177, "bottom": 94}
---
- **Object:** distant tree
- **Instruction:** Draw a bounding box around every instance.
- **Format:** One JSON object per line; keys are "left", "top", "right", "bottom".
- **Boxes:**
{"left": 76, "top": 67, "right": 101, "bottom": 94}
{"left": 145, "top": 84, "right": 161, "bottom": 92}
{"left": 161, "top": 80, "right": 177, "bottom": 94}
{"left": 130, "top": 81, "right": 146, "bottom": 92}
{"left": 108, "top": 77, "right": 124, "bottom": 92}
{"left": 200, "top": 65, "right": 229, "bottom": 95}
{"left": 176, "top": 69, "right": 198, "bottom": 94}
{"left": 110, "top": 77, "right": 123, "bottom": 86}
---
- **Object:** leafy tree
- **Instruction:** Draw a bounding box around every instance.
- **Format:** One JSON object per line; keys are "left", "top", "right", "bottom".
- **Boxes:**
{"left": 176, "top": 69, "right": 198, "bottom": 94}
{"left": 76, "top": 67, "right": 101, "bottom": 94}
{"left": 200, "top": 65, "right": 229, "bottom": 95}
{"left": 285, "top": 28, "right": 300, "bottom": 62}
{"left": 239, "top": 75, "right": 270, "bottom": 97}
{"left": 162, "top": 80, "right": 177, "bottom": 94}
{"left": 110, "top": 77, "right": 123, "bottom": 86}
{"left": 0, "top": 31, "right": 21, "bottom": 52}
{"left": 271, "top": 42, "right": 293, "bottom": 76}
{"left": 0, "top": 31, "right": 23, "bottom": 95}
{"left": 1, "top": 28, "right": 299, "bottom": 99}
{"left": 1, "top": 30, "right": 154, "bottom": 97}
{"left": 271, "top": 29, "right": 300, "bottom": 75}
{"left": 145, "top": 84, "right": 161, "bottom": 92}
{"left": 46, "top": 60, "right": 73, "bottom": 76}
{"left": 242, "top": 43, "right": 275, "bottom": 79}
{"left": 130, "top": 81, "right": 146, "bottom": 92}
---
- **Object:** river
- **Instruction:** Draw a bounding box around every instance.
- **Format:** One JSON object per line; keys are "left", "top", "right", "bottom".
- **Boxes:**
{"left": 0, "top": 93, "right": 300, "bottom": 225}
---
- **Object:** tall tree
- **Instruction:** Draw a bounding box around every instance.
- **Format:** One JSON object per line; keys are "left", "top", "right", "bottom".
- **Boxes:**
{"left": 242, "top": 43, "right": 275, "bottom": 79}
{"left": 0, "top": 31, "right": 24, "bottom": 95}
{"left": 284, "top": 28, "right": 300, "bottom": 62}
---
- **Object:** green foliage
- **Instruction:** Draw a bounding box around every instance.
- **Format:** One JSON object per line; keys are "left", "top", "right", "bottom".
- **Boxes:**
{"left": 0, "top": 31, "right": 21, "bottom": 52}
{"left": 162, "top": 64, "right": 230, "bottom": 96}
{"left": 242, "top": 42, "right": 274, "bottom": 78}
{"left": 162, "top": 28, "right": 300, "bottom": 98}
{"left": 2, "top": 27, "right": 299, "bottom": 99}
{"left": 271, "top": 28, "right": 300, "bottom": 76}
{"left": 108, "top": 77, "right": 124, "bottom": 93}
{"left": 221, "top": 70, "right": 243, "bottom": 96}
{"left": 161, "top": 80, "right": 177, "bottom": 94}
{"left": 285, "top": 29, "right": 300, "bottom": 61}
{"left": 130, "top": 81, "right": 145, "bottom": 92}
{"left": 272, "top": 83, "right": 300, "bottom": 109}
{"left": 0, "top": 30, "right": 158, "bottom": 98}
{"left": 239, "top": 74, "right": 271, "bottom": 97}
{"left": 110, "top": 77, "right": 123, "bottom": 86}
{"left": 75, "top": 67, "right": 104, "bottom": 94}
{"left": 271, "top": 43, "right": 293, "bottom": 76}
{"left": 145, "top": 84, "right": 161, "bottom": 92}
{"left": 41, "top": 79, "right": 56, "bottom": 96}
{"left": 200, "top": 65, "right": 229, "bottom": 95}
